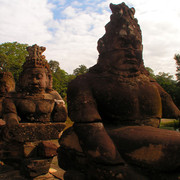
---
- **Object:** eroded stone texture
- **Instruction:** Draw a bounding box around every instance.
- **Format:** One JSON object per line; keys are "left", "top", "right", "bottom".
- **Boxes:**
{"left": 0, "top": 44, "right": 67, "bottom": 178}
{"left": 58, "top": 2, "right": 180, "bottom": 180}
{"left": 2, "top": 122, "right": 65, "bottom": 142}
{"left": 0, "top": 72, "right": 15, "bottom": 129}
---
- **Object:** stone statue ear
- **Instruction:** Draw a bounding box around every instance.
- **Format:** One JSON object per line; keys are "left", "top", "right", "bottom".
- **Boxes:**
{"left": 47, "top": 74, "right": 53, "bottom": 90}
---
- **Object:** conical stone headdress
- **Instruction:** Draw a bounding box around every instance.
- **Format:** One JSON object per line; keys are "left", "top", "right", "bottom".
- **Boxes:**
{"left": 97, "top": 3, "right": 143, "bottom": 55}
{"left": 23, "top": 44, "right": 51, "bottom": 74}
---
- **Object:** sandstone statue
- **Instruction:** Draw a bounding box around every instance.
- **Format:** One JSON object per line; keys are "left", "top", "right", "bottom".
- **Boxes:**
{"left": 58, "top": 3, "right": 180, "bottom": 180}
{"left": 0, "top": 72, "right": 15, "bottom": 127}
{"left": 0, "top": 44, "right": 67, "bottom": 178}
{"left": 3, "top": 44, "right": 66, "bottom": 126}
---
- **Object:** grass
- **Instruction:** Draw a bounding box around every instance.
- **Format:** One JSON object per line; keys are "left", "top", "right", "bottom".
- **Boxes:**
{"left": 64, "top": 117, "right": 73, "bottom": 130}
{"left": 160, "top": 119, "right": 180, "bottom": 131}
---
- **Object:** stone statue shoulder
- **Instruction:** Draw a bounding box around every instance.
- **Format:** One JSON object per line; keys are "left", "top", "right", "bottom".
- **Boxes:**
{"left": 49, "top": 90, "right": 62, "bottom": 100}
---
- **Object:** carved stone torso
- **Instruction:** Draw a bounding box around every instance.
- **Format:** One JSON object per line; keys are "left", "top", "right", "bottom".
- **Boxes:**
{"left": 4, "top": 92, "right": 65, "bottom": 123}
{"left": 15, "top": 96, "right": 54, "bottom": 122}
{"left": 68, "top": 72, "right": 162, "bottom": 127}
{"left": 90, "top": 73, "right": 161, "bottom": 126}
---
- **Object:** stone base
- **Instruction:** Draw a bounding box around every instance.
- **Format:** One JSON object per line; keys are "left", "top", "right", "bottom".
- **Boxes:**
{"left": 0, "top": 158, "right": 62, "bottom": 180}
{"left": 2, "top": 122, "right": 66, "bottom": 142}
{"left": 0, "top": 122, "right": 65, "bottom": 178}
{"left": 21, "top": 158, "right": 53, "bottom": 178}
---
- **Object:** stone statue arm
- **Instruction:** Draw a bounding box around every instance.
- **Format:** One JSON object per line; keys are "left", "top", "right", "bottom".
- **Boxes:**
{"left": 50, "top": 90, "right": 67, "bottom": 122}
{"left": 68, "top": 76, "right": 124, "bottom": 165}
{"left": 2, "top": 97, "right": 20, "bottom": 127}
{"left": 152, "top": 80, "right": 180, "bottom": 118}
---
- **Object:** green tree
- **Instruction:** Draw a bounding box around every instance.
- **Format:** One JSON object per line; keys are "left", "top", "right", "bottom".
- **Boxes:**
{"left": 145, "top": 67, "right": 180, "bottom": 108}
{"left": 49, "top": 60, "right": 60, "bottom": 73}
{"left": 155, "top": 72, "right": 178, "bottom": 104}
{"left": 48, "top": 60, "right": 72, "bottom": 99}
{"left": 73, "top": 64, "right": 88, "bottom": 76}
{"left": 174, "top": 54, "right": 180, "bottom": 84}
{"left": 145, "top": 67, "right": 156, "bottom": 79}
{"left": 0, "top": 42, "right": 28, "bottom": 82}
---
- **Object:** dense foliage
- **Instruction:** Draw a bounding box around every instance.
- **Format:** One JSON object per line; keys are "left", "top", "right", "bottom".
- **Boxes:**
{"left": 0, "top": 42, "right": 28, "bottom": 82}
{"left": 49, "top": 60, "right": 76, "bottom": 98}
{"left": 73, "top": 64, "right": 88, "bottom": 76}
{"left": 146, "top": 67, "right": 180, "bottom": 109}
{"left": 174, "top": 54, "right": 180, "bottom": 84}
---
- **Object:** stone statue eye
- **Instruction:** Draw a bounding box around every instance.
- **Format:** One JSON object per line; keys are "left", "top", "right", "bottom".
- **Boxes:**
{"left": 37, "top": 73, "right": 43, "bottom": 79}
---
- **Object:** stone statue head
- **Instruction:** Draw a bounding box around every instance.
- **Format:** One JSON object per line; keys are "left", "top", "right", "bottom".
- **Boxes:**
{"left": 18, "top": 44, "right": 53, "bottom": 94}
{"left": 0, "top": 72, "right": 15, "bottom": 96}
{"left": 96, "top": 3, "right": 143, "bottom": 73}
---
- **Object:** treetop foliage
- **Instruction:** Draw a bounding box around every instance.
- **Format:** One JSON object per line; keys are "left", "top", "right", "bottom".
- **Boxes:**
{"left": 174, "top": 54, "right": 180, "bottom": 83}
{"left": 0, "top": 42, "right": 28, "bottom": 82}
{"left": 73, "top": 64, "right": 88, "bottom": 76}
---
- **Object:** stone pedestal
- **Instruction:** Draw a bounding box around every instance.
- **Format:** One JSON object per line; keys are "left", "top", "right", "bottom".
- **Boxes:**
{"left": 0, "top": 122, "right": 65, "bottom": 178}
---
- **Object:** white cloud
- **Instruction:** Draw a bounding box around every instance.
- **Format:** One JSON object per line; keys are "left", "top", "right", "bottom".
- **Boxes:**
{"left": 44, "top": 5, "right": 109, "bottom": 73}
{"left": 0, "top": 0, "right": 180, "bottom": 76}
{"left": 71, "top": 1, "right": 82, "bottom": 7}
{"left": 49, "top": 0, "right": 66, "bottom": 6}
{"left": 0, "top": 0, "right": 53, "bottom": 44}
{"left": 130, "top": 0, "right": 180, "bottom": 76}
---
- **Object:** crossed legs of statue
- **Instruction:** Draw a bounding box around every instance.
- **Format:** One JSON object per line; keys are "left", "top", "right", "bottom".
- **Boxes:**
{"left": 58, "top": 124, "right": 180, "bottom": 180}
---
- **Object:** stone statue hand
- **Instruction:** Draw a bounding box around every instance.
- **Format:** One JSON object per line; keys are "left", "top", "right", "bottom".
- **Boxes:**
{"left": 52, "top": 99, "right": 67, "bottom": 122}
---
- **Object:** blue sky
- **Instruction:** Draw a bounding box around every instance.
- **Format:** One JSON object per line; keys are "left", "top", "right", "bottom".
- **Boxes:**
{"left": 0, "top": 0, "right": 180, "bottom": 76}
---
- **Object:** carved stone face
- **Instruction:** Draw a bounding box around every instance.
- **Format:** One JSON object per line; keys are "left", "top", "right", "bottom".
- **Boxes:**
{"left": 20, "top": 68, "right": 48, "bottom": 93}
{"left": 108, "top": 49, "right": 142, "bottom": 72}
{"left": 96, "top": 3, "right": 143, "bottom": 73}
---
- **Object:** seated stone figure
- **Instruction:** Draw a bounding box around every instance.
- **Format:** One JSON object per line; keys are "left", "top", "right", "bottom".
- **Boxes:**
{"left": 0, "top": 72, "right": 15, "bottom": 126}
{"left": 58, "top": 3, "right": 180, "bottom": 180}
{"left": 3, "top": 44, "right": 67, "bottom": 126}
{"left": 1, "top": 44, "right": 67, "bottom": 178}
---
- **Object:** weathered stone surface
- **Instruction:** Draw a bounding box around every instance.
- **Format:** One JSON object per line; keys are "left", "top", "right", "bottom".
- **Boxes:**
{"left": 58, "top": 126, "right": 180, "bottom": 173}
{"left": 59, "top": 2, "right": 179, "bottom": 179}
{"left": 3, "top": 44, "right": 67, "bottom": 127}
{"left": 85, "top": 163, "right": 148, "bottom": 180}
{"left": 59, "top": 127, "right": 82, "bottom": 152}
{"left": 0, "top": 163, "right": 26, "bottom": 179}
{"left": 0, "top": 141, "right": 23, "bottom": 160}
{"left": 23, "top": 142, "right": 38, "bottom": 157}
{"left": 107, "top": 126, "right": 180, "bottom": 171}
{"left": 74, "top": 123, "right": 123, "bottom": 165}
{"left": 0, "top": 71, "right": 15, "bottom": 120}
{"left": 2, "top": 122, "right": 65, "bottom": 142}
{"left": 0, "top": 119, "right": 5, "bottom": 126}
{"left": 64, "top": 170, "right": 86, "bottom": 180}
{"left": 38, "top": 140, "right": 58, "bottom": 157}
{"left": 0, "top": 44, "right": 67, "bottom": 179}
{"left": 58, "top": 127, "right": 87, "bottom": 171}
{"left": 21, "top": 158, "right": 53, "bottom": 178}
{"left": 58, "top": 146, "right": 87, "bottom": 171}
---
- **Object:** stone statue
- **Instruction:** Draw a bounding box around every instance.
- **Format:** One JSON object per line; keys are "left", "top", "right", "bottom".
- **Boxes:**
{"left": 0, "top": 72, "right": 15, "bottom": 126}
{"left": 58, "top": 3, "right": 180, "bottom": 180}
{"left": 3, "top": 44, "right": 67, "bottom": 126}
{"left": 0, "top": 44, "right": 67, "bottom": 178}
